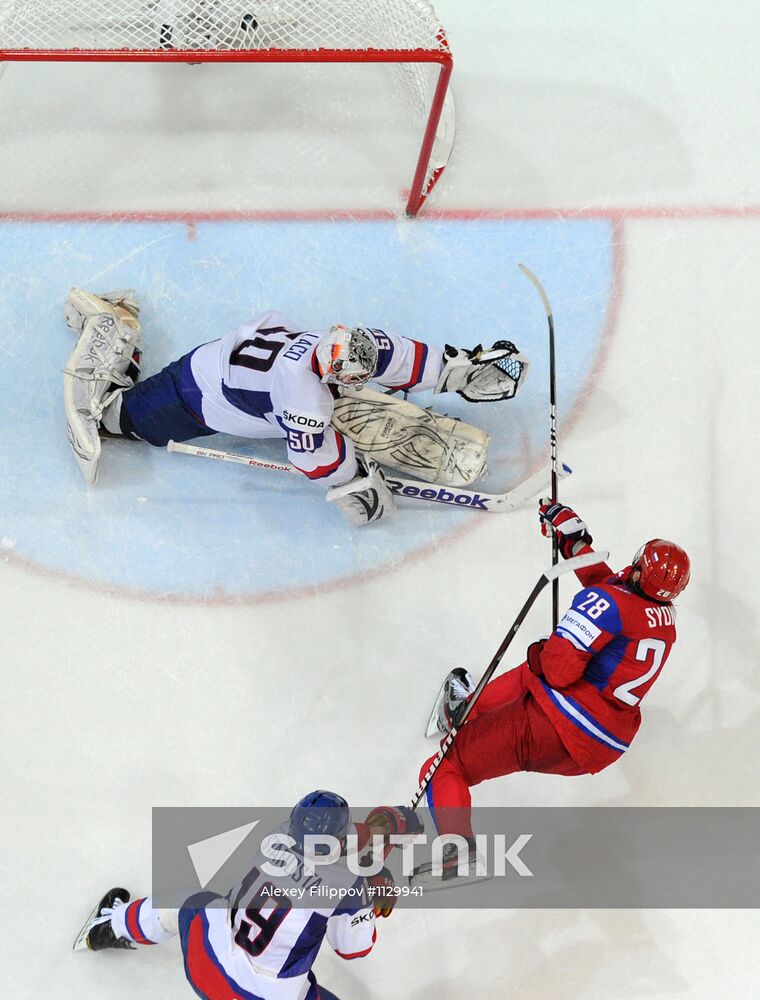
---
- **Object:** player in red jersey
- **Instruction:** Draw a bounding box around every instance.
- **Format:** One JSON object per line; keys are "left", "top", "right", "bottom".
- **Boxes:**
{"left": 418, "top": 501, "right": 691, "bottom": 861}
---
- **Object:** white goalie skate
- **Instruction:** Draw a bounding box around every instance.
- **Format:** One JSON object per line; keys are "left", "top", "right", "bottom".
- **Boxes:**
{"left": 62, "top": 288, "right": 142, "bottom": 486}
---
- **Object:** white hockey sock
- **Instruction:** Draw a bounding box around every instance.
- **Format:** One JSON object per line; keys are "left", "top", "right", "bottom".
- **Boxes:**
{"left": 110, "top": 896, "right": 177, "bottom": 945}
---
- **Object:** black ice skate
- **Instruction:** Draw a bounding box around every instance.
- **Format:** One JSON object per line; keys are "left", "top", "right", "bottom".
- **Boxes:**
{"left": 73, "top": 887, "right": 135, "bottom": 952}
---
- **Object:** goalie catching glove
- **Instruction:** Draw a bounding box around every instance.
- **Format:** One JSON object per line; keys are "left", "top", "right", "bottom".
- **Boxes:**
{"left": 435, "top": 340, "right": 529, "bottom": 403}
{"left": 326, "top": 457, "right": 395, "bottom": 526}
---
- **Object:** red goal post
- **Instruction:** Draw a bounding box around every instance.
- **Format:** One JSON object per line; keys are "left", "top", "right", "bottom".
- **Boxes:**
{"left": 0, "top": 0, "right": 455, "bottom": 216}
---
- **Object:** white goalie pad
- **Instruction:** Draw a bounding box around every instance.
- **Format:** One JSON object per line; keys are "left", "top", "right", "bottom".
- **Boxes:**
{"left": 62, "top": 288, "right": 142, "bottom": 485}
{"left": 331, "top": 387, "right": 490, "bottom": 487}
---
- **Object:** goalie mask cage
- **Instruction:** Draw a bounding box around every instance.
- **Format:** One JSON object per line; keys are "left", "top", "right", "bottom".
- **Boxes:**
{"left": 0, "top": 0, "right": 455, "bottom": 216}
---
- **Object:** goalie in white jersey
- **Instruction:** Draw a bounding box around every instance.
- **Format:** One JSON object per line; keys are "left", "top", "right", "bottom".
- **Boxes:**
{"left": 74, "top": 791, "right": 421, "bottom": 1000}
{"left": 62, "top": 289, "right": 529, "bottom": 524}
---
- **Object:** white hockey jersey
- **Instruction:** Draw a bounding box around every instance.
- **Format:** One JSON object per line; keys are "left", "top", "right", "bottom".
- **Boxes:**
{"left": 183, "top": 825, "right": 378, "bottom": 1000}
{"left": 188, "top": 310, "right": 442, "bottom": 485}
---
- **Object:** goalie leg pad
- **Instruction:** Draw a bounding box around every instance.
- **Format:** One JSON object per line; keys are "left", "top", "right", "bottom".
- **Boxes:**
{"left": 330, "top": 387, "right": 490, "bottom": 487}
{"left": 64, "top": 288, "right": 139, "bottom": 337}
{"left": 326, "top": 458, "right": 396, "bottom": 527}
{"left": 62, "top": 288, "right": 143, "bottom": 485}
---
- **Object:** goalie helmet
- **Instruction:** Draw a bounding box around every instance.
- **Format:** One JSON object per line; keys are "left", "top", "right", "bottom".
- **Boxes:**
{"left": 316, "top": 325, "right": 378, "bottom": 387}
{"left": 289, "top": 790, "right": 350, "bottom": 854}
{"left": 630, "top": 539, "right": 691, "bottom": 602}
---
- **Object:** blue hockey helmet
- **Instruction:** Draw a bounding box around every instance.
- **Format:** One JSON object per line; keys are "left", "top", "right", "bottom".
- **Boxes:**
{"left": 289, "top": 790, "right": 350, "bottom": 853}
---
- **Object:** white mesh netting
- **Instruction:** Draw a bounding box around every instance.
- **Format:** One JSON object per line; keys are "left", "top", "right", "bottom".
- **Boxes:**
{"left": 0, "top": 0, "right": 450, "bottom": 54}
{"left": 0, "top": 0, "right": 454, "bottom": 213}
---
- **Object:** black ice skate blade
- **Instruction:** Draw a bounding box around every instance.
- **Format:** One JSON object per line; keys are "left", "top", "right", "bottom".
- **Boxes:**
{"left": 73, "top": 896, "right": 104, "bottom": 952}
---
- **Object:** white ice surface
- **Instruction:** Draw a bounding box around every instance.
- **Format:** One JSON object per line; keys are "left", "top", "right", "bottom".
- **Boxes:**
{"left": 1, "top": 2, "right": 760, "bottom": 999}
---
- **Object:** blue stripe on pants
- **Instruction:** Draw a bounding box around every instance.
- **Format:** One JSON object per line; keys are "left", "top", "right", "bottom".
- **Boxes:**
{"left": 120, "top": 350, "right": 216, "bottom": 447}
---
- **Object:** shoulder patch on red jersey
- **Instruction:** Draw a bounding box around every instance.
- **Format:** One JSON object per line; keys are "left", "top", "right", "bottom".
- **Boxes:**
{"left": 558, "top": 587, "right": 623, "bottom": 652}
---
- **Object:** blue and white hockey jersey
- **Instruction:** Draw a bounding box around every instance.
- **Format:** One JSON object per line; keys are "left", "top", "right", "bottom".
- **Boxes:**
{"left": 187, "top": 310, "right": 442, "bottom": 485}
{"left": 113, "top": 823, "right": 379, "bottom": 1000}
{"left": 183, "top": 860, "right": 376, "bottom": 999}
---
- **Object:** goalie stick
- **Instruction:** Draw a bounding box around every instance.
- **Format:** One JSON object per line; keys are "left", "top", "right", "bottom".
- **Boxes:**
{"left": 166, "top": 439, "right": 572, "bottom": 514}
{"left": 519, "top": 262, "right": 561, "bottom": 629}
{"left": 413, "top": 550, "right": 609, "bottom": 807}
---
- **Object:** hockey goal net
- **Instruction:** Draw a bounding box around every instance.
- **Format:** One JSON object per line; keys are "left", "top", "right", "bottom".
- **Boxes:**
{"left": 0, "top": 0, "right": 454, "bottom": 215}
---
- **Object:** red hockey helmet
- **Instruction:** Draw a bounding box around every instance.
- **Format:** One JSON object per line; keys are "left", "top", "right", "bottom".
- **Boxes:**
{"left": 631, "top": 539, "right": 691, "bottom": 601}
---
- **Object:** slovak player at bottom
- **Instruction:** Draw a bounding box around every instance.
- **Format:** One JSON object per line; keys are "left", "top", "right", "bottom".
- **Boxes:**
{"left": 74, "top": 793, "right": 420, "bottom": 1000}
{"left": 414, "top": 502, "right": 691, "bottom": 882}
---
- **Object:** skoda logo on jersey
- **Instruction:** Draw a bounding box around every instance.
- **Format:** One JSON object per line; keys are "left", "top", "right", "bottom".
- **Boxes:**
{"left": 282, "top": 409, "right": 327, "bottom": 430}
{"left": 0, "top": 217, "right": 615, "bottom": 599}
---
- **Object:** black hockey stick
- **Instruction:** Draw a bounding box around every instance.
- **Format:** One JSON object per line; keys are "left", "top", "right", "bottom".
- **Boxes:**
{"left": 411, "top": 550, "right": 608, "bottom": 810}
{"left": 519, "top": 263, "right": 560, "bottom": 630}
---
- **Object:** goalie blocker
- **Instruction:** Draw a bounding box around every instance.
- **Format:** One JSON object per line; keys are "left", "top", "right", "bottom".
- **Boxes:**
{"left": 326, "top": 458, "right": 395, "bottom": 526}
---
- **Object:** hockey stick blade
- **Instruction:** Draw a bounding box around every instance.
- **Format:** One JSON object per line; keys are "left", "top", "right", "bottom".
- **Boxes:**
{"left": 544, "top": 549, "right": 608, "bottom": 582}
{"left": 518, "top": 262, "right": 553, "bottom": 320}
{"left": 385, "top": 460, "right": 570, "bottom": 512}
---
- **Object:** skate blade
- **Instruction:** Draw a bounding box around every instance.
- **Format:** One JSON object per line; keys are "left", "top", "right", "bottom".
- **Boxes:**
{"left": 72, "top": 898, "right": 102, "bottom": 951}
{"left": 424, "top": 676, "right": 447, "bottom": 738}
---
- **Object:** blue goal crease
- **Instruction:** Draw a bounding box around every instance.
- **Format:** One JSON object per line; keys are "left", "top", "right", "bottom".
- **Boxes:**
{"left": 0, "top": 218, "right": 614, "bottom": 598}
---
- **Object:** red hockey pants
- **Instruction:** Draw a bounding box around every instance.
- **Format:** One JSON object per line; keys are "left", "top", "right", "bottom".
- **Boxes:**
{"left": 420, "top": 663, "right": 586, "bottom": 839}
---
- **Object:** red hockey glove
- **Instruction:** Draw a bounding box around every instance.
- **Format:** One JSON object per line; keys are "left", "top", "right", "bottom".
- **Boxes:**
{"left": 368, "top": 867, "right": 398, "bottom": 918}
{"left": 538, "top": 500, "right": 593, "bottom": 559}
{"left": 366, "top": 805, "right": 424, "bottom": 838}
{"left": 527, "top": 638, "right": 547, "bottom": 676}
